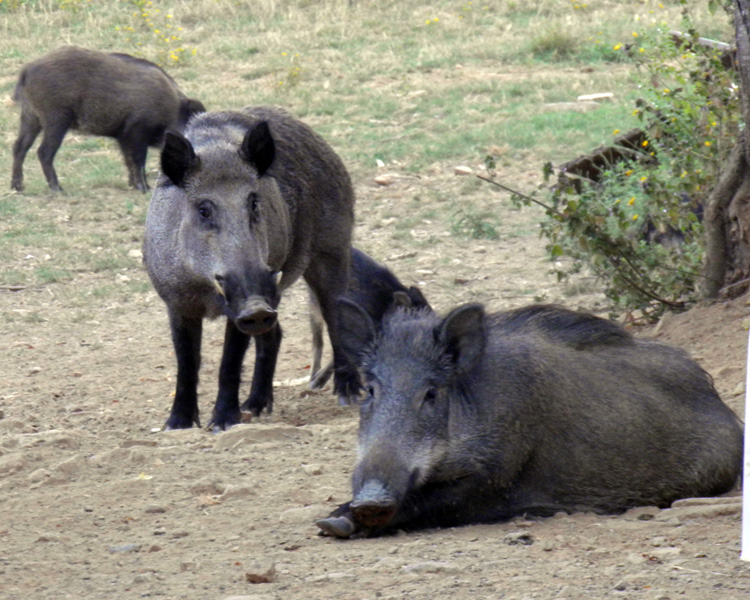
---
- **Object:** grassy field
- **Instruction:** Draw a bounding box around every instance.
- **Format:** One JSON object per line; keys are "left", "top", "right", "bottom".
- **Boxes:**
{"left": 0, "top": 0, "right": 732, "bottom": 291}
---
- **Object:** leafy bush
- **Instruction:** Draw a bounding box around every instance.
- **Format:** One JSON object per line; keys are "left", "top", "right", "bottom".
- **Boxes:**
{"left": 490, "top": 7, "right": 738, "bottom": 319}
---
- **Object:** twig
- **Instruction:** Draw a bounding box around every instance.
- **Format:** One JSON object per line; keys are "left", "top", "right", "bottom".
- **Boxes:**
{"left": 0, "top": 285, "right": 26, "bottom": 291}
{"left": 476, "top": 174, "right": 563, "bottom": 216}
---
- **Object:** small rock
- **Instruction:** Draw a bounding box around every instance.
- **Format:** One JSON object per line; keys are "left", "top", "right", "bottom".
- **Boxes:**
{"left": 108, "top": 543, "right": 141, "bottom": 553}
{"left": 144, "top": 504, "right": 167, "bottom": 514}
{"left": 36, "top": 532, "right": 62, "bottom": 543}
{"left": 245, "top": 560, "right": 276, "bottom": 584}
{"left": 27, "top": 366, "right": 42, "bottom": 376}
{"left": 454, "top": 166, "right": 473, "bottom": 176}
{"left": 504, "top": 531, "right": 534, "bottom": 546}
{"left": 180, "top": 561, "right": 199, "bottom": 572}
{"left": 577, "top": 92, "right": 614, "bottom": 102}
{"left": 128, "top": 248, "right": 143, "bottom": 260}
{"left": 302, "top": 464, "right": 323, "bottom": 476}
{"left": 733, "top": 381, "right": 745, "bottom": 396}
{"left": 614, "top": 581, "right": 628, "bottom": 591}
{"left": 402, "top": 561, "right": 459, "bottom": 574}
{"left": 153, "top": 527, "right": 166, "bottom": 536}
{"left": 374, "top": 174, "right": 394, "bottom": 186}
{"left": 148, "top": 544, "right": 162, "bottom": 552}
{"left": 220, "top": 484, "right": 257, "bottom": 501}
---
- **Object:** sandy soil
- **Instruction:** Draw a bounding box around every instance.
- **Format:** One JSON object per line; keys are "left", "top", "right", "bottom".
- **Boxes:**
{"left": 1, "top": 166, "right": 749, "bottom": 600}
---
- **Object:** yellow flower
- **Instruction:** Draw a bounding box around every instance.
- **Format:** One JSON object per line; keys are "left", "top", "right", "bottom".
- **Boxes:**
{"left": 628, "top": 197, "right": 635, "bottom": 206}
{"left": 641, "top": 140, "right": 649, "bottom": 148}
{"left": 663, "top": 88, "right": 669, "bottom": 94}
{"left": 613, "top": 129, "right": 620, "bottom": 135}
{"left": 632, "top": 32, "right": 638, "bottom": 38}
{"left": 281, "top": 52, "right": 287, "bottom": 56}
{"left": 640, "top": 176, "right": 647, "bottom": 182}
{"left": 625, "top": 169, "right": 634, "bottom": 176}
{"left": 639, "top": 48, "right": 645, "bottom": 53}
{"left": 704, "top": 141, "right": 712, "bottom": 147}
{"left": 632, "top": 215, "right": 639, "bottom": 221}
{"left": 613, "top": 43, "right": 622, "bottom": 51}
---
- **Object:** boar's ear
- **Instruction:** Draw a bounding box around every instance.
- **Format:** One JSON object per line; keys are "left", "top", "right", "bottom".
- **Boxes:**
{"left": 437, "top": 304, "right": 485, "bottom": 374}
{"left": 337, "top": 298, "right": 377, "bottom": 367}
{"left": 161, "top": 131, "right": 199, "bottom": 187}
{"left": 407, "top": 286, "right": 430, "bottom": 310}
{"left": 240, "top": 121, "right": 275, "bottom": 177}
{"left": 392, "top": 291, "right": 413, "bottom": 309}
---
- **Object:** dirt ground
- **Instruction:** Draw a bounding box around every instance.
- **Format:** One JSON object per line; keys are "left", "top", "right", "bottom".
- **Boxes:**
{"left": 2, "top": 165, "right": 750, "bottom": 600}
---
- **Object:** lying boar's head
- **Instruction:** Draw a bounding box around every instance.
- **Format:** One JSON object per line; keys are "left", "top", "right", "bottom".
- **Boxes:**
{"left": 160, "top": 121, "right": 290, "bottom": 335}
{"left": 337, "top": 299, "right": 486, "bottom": 529}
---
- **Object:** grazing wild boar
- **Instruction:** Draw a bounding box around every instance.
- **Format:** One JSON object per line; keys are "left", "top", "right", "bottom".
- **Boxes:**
{"left": 309, "top": 246, "right": 430, "bottom": 390}
{"left": 144, "top": 106, "right": 359, "bottom": 431}
{"left": 11, "top": 46, "right": 205, "bottom": 193}
{"left": 317, "top": 303, "right": 743, "bottom": 538}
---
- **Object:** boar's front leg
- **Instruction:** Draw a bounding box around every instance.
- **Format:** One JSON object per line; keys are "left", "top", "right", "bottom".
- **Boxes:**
{"left": 241, "top": 322, "right": 283, "bottom": 416}
{"left": 209, "top": 320, "right": 252, "bottom": 431}
{"left": 165, "top": 313, "right": 203, "bottom": 430}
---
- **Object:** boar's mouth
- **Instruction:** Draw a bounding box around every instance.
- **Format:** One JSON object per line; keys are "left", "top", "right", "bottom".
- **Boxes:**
{"left": 350, "top": 479, "right": 399, "bottom": 528}
{"left": 215, "top": 273, "right": 279, "bottom": 336}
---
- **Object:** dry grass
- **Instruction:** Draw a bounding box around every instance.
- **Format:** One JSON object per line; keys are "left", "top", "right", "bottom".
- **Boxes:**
{"left": 0, "top": 0, "right": 733, "bottom": 290}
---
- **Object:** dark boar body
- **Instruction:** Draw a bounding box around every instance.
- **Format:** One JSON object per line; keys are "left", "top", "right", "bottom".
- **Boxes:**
{"left": 11, "top": 46, "right": 205, "bottom": 193}
{"left": 318, "top": 303, "right": 743, "bottom": 538}
{"left": 144, "top": 107, "right": 358, "bottom": 431}
{"left": 308, "top": 246, "right": 429, "bottom": 390}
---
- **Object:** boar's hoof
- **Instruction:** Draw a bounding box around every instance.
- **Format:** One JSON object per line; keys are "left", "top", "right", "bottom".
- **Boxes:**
{"left": 164, "top": 412, "right": 201, "bottom": 431}
{"left": 316, "top": 515, "right": 356, "bottom": 539}
{"left": 208, "top": 408, "right": 242, "bottom": 432}
{"left": 236, "top": 309, "right": 277, "bottom": 336}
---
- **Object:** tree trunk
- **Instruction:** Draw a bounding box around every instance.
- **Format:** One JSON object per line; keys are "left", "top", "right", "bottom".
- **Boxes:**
{"left": 702, "top": 0, "right": 750, "bottom": 298}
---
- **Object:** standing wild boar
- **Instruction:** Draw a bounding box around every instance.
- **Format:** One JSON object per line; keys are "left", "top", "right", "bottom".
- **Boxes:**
{"left": 309, "top": 246, "right": 430, "bottom": 390}
{"left": 11, "top": 46, "right": 205, "bottom": 193}
{"left": 144, "top": 106, "right": 358, "bottom": 431}
{"left": 317, "top": 303, "right": 743, "bottom": 538}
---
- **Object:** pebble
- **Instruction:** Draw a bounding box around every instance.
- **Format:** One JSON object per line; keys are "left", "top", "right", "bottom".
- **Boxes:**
{"left": 374, "top": 174, "right": 394, "bottom": 186}
{"left": 245, "top": 560, "right": 276, "bottom": 583}
{"left": 108, "top": 543, "right": 141, "bottom": 553}
{"left": 402, "top": 561, "right": 460, "bottom": 574}
{"left": 503, "top": 531, "right": 534, "bottom": 546}
{"left": 302, "top": 464, "right": 323, "bottom": 476}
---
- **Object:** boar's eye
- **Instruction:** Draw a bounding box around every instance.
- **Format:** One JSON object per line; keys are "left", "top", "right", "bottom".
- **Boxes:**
{"left": 197, "top": 200, "right": 214, "bottom": 222}
{"left": 423, "top": 387, "right": 438, "bottom": 405}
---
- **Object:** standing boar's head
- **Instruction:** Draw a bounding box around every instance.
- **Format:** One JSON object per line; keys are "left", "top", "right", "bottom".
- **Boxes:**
{"left": 159, "top": 121, "right": 290, "bottom": 335}
{"left": 337, "top": 299, "right": 486, "bottom": 530}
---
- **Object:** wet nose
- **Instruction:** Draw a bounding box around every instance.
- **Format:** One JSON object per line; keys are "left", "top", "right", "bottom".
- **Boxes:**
{"left": 236, "top": 307, "right": 277, "bottom": 336}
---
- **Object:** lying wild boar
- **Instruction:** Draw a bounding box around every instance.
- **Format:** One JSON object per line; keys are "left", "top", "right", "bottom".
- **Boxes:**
{"left": 317, "top": 303, "right": 743, "bottom": 538}
{"left": 144, "top": 107, "right": 358, "bottom": 431}
{"left": 11, "top": 46, "right": 205, "bottom": 193}
{"left": 308, "top": 246, "right": 430, "bottom": 390}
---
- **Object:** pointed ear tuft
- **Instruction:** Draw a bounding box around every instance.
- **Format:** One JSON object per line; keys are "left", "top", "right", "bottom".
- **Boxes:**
{"left": 337, "top": 298, "right": 377, "bottom": 367}
{"left": 161, "top": 131, "right": 199, "bottom": 186}
{"left": 437, "top": 303, "right": 486, "bottom": 374}
{"left": 239, "top": 121, "right": 275, "bottom": 176}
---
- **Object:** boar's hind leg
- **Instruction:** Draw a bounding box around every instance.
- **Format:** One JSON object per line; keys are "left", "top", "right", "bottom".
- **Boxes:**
{"left": 209, "top": 320, "right": 252, "bottom": 431}
{"left": 117, "top": 130, "right": 150, "bottom": 192}
{"left": 240, "top": 322, "right": 283, "bottom": 416}
{"left": 165, "top": 313, "right": 203, "bottom": 430}
{"left": 36, "top": 116, "right": 72, "bottom": 192}
{"left": 11, "top": 108, "right": 42, "bottom": 192}
{"left": 305, "top": 262, "right": 361, "bottom": 405}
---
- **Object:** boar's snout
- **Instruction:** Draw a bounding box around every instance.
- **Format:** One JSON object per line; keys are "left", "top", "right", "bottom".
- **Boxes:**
{"left": 236, "top": 305, "right": 277, "bottom": 336}
{"left": 351, "top": 480, "right": 398, "bottom": 527}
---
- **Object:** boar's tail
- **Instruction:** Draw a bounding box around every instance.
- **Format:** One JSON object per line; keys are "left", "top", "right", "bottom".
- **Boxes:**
{"left": 12, "top": 69, "right": 27, "bottom": 103}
